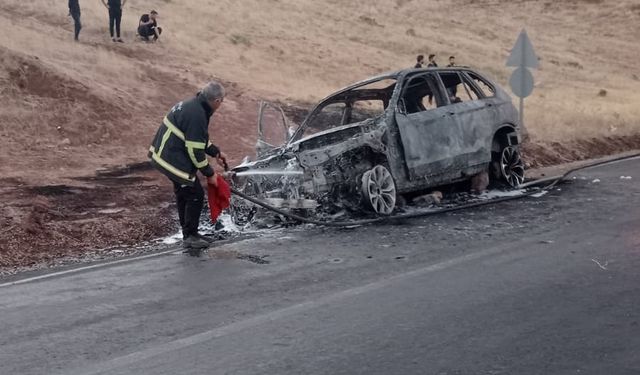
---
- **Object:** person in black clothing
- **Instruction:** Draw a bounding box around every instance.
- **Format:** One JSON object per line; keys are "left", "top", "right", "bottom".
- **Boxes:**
{"left": 447, "top": 55, "right": 456, "bottom": 67}
{"left": 414, "top": 54, "right": 424, "bottom": 68}
{"left": 447, "top": 56, "right": 458, "bottom": 97}
{"left": 149, "top": 81, "right": 228, "bottom": 254}
{"left": 68, "top": 0, "right": 81, "bottom": 41}
{"left": 101, "top": 0, "right": 126, "bottom": 42}
{"left": 427, "top": 54, "right": 438, "bottom": 67}
{"left": 138, "top": 10, "right": 162, "bottom": 41}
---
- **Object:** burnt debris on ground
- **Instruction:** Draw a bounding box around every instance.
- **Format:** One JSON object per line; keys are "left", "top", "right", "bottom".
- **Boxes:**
{"left": 0, "top": 167, "right": 175, "bottom": 274}
{"left": 228, "top": 182, "right": 536, "bottom": 230}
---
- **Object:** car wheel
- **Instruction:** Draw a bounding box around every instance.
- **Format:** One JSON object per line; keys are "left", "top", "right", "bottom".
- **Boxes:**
{"left": 361, "top": 165, "right": 396, "bottom": 215}
{"left": 493, "top": 145, "right": 525, "bottom": 188}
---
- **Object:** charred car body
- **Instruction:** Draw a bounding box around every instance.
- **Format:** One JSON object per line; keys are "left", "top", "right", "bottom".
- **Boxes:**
{"left": 231, "top": 67, "right": 524, "bottom": 219}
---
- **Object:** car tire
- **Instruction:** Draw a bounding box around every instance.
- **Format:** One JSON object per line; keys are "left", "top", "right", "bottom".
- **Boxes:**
{"left": 361, "top": 165, "right": 397, "bottom": 215}
{"left": 491, "top": 144, "right": 525, "bottom": 188}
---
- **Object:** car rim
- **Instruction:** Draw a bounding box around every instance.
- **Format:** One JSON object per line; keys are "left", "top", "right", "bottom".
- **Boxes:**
{"left": 362, "top": 165, "right": 396, "bottom": 215}
{"left": 500, "top": 146, "right": 525, "bottom": 187}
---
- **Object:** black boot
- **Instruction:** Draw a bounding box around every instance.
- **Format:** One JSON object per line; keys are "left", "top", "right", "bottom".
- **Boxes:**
{"left": 183, "top": 235, "right": 209, "bottom": 247}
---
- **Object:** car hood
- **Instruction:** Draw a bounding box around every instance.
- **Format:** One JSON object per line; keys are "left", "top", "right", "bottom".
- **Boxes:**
{"left": 288, "top": 119, "right": 378, "bottom": 152}
{"left": 232, "top": 119, "right": 376, "bottom": 172}
{"left": 291, "top": 122, "right": 366, "bottom": 145}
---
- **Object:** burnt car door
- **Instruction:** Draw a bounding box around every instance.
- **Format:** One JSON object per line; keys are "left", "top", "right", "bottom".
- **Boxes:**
{"left": 256, "top": 101, "right": 295, "bottom": 158}
{"left": 436, "top": 71, "right": 494, "bottom": 169}
{"left": 394, "top": 72, "right": 461, "bottom": 181}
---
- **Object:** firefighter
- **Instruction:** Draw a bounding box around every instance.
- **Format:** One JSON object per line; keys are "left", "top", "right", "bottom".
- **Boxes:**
{"left": 149, "top": 81, "right": 227, "bottom": 254}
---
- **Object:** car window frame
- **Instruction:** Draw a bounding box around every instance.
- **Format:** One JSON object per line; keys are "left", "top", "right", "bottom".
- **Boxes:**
{"left": 303, "top": 101, "right": 349, "bottom": 136}
{"left": 462, "top": 71, "right": 496, "bottom": 99}
{"left": 289, "top": 76, "right": 398, "bottom": 144}
{"left": 435, "top": 71, "right": 484, "bottom": 104}
{"left": 397, "top": 72, "right": 445, "bottom": 115}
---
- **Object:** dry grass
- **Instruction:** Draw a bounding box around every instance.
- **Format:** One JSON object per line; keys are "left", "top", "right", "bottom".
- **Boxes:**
{"left": 157, "top": 0, "right": 640, "bottom": 141}
{"left": 0, "top": 0, "right": 639, "bottom": 168}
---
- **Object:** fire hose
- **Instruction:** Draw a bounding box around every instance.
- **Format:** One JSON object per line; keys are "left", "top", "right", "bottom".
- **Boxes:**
{"left": 228, "top": 153, "right": 640, "bottom": 228}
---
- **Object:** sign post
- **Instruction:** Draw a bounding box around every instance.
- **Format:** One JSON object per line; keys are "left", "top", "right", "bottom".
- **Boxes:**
{"left": 507, "top": 29, "right": 538, "bottom": 129}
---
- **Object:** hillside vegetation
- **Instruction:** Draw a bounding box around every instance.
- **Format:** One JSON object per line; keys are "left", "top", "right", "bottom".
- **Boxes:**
{"left": 1, "top": 0, "right": 639, "bottom": 180}
{"left": 148, "top": 0, "right": 640, "bottom": 140}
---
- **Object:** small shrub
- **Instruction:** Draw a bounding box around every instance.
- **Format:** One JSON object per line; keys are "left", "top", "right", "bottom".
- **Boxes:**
{"left": 228, "top": 34, "right": 251, "bottom": 47}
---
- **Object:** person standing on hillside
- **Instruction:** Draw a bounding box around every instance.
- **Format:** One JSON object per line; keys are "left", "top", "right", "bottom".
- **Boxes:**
{"left": 101, "top": 0, "right": 125, "bottom": 42}
{"left": 148, "top": 81, "right": 228, "bottom": 255}
{"left": 414, "top": 54, "right": 424, "bottom": 68}
{"left": 68, "top": 0, "right": 81, "bottom": 41}
{"left": 427, "top": 54, "right": 438, "bottom": 68}
{"left": 446, "top": 55, "right": 458, "bottom": 97}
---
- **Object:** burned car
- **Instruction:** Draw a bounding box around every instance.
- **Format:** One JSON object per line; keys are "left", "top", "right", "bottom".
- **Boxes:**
{"left": 230, "top": 67, "right": 524, "bottom": 219}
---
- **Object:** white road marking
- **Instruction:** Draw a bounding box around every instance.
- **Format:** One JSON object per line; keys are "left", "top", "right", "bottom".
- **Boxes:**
{"left": 0, "top": 249, "right": 181, "bottom": 288}
{"left": 591, "top": 258, "right": 608, "bottom": 270}
{"left": 60, "top": 242, "right": 515, "bottom": 375}
{"left": 0, "top": 236, "right": 259, "bottom": 288}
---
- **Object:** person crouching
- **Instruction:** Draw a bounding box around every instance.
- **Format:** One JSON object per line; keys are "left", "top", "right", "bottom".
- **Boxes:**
{"left": 138, "top": 10, "right": 162, "bottom": 42}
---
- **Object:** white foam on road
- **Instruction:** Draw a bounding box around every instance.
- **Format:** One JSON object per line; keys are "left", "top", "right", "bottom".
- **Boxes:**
{"left": 162, "top": 233, "right": 182, "bottom": 245}
{"left": 531, "top": 190, "right": 549, "bottom": 198}
{"left": 478, "top": 189, "right": 527, "bottom": 200}
{"left": 161, "top": 213, "right": 243, "bottom": 245}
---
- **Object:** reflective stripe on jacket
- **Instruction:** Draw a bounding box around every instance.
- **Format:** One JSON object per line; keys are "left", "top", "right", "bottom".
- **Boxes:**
{"left": 148, "top": 93, "right": 221, "bottom": 185}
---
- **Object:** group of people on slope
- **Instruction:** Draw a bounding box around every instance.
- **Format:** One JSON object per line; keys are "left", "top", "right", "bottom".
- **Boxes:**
{"left": 67, "top": 0, "right": 162, "bottom": 43}
{"left": 414, "top": 54, "right": 456, "bottom": 68}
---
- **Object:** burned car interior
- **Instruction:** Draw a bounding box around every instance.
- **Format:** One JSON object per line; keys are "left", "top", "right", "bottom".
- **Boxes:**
{"left": 399, "top": 73, "right": 444, "bottom": 113}
{"left": 294, "top": 79, "right": 397, "bottom": 140}
{"left": 438, "top": 71, "right": 496, "bottom": 103}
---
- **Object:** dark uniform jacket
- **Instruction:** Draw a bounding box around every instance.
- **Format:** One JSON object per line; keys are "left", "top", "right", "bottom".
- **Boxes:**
{"left": 149, "top": 93, "right": 221, "bottom": 186}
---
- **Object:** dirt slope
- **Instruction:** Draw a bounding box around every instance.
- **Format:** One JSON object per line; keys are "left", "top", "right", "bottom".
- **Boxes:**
{"left": 0, "top": 0, "right": 639, "bottom": 270}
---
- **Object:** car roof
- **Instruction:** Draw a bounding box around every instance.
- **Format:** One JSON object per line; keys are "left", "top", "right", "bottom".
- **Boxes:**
{"left": 319, "top": 66, "right": 477, "bottom": 100}
{"left": 289, "top": 66, "right": 486, "bottom": 145}
{"left": 340, "top": 66, "right": 477, "bottom": 89}
{"left": 397, "top": 66, "right": 476, "bottom": 75}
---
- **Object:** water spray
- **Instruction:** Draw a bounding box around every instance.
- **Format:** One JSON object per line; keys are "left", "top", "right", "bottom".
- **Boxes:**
{"left": 231, "top": 170, "right": 304, "bottom": 177}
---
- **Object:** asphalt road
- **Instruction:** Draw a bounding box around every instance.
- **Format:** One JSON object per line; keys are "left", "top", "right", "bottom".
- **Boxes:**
{"left": 1, "top": 158, "right": 639, "bottom": 375}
